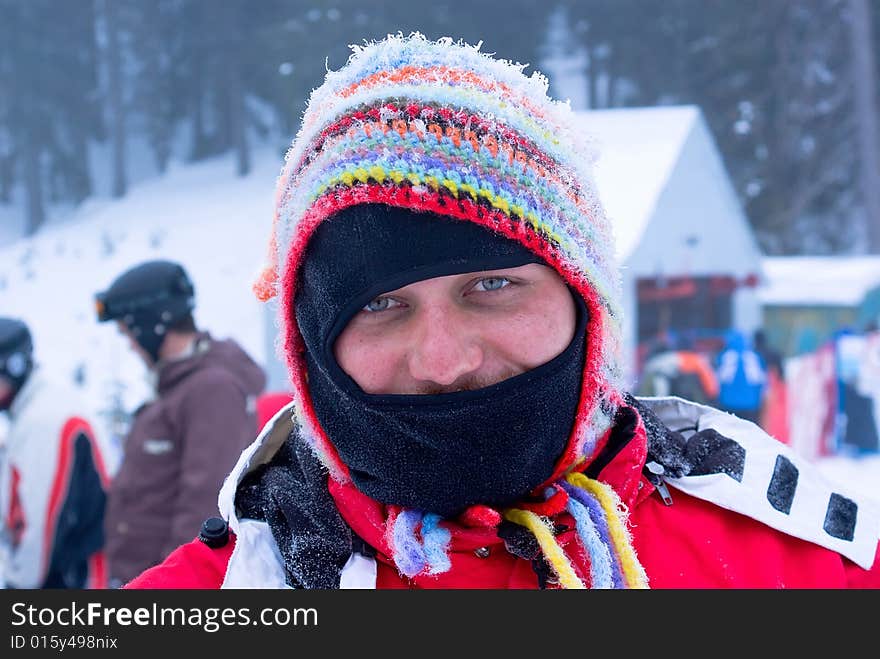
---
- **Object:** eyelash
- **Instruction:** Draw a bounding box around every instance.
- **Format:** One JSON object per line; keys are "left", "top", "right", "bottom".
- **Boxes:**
{"left": 361, "top": 277, "right": 514, "bottom": 313}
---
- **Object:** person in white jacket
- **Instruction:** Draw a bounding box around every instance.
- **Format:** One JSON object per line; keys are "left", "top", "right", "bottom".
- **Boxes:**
{"left": 0, "top": 317, "right": 109, "bottom": 589}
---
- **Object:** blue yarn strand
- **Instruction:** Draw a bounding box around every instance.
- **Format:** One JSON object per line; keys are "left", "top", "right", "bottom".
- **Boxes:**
{"left": 565, "top": 495, "right": 615, "bottom": 588}
{"left": 421, "top": 513, "right": 452, "bottom": 574}
{"left": 392, "top": 510, "right": 428, "bottom": 577}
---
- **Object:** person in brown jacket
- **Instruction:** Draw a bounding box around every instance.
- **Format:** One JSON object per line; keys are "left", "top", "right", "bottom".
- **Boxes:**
{"left": 95, "top": 260, "right": 266, "bottom": 587}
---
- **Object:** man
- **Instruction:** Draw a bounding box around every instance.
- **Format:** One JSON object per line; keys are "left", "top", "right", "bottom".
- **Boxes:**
{"left": 95, "top": 260, "right": 266, "bottom": 587}
{"left": 0, "top": 317, "right": 108, "bottom": 589}
{"left": 715, "top": 329, "right": 768, "bottom": 424}
{"left": 637, "top": 332, "right": 719, "bottom": 405}
{"left": 129, "top": 35, "right": 880, "bottom": 589}
{"left": 753, "top": 328, "right": 789, "bottom": 443}
{"left": 753, "top": 329, "right": 783, "bottom": 379}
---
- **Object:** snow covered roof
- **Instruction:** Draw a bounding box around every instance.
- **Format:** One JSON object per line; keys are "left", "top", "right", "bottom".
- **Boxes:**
{"left": 758, "top": 256, "right": 880, "bottom": 306}
{"left": 573, "top": 105, "right": 699, "bottom": 261}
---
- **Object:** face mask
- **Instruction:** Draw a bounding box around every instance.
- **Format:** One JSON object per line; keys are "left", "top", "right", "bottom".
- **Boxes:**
{"left": 295, "top": 204, "right": 588, "bottom": 517}
{"left": 304, "top": 296, "right": 587, "bottom": 517}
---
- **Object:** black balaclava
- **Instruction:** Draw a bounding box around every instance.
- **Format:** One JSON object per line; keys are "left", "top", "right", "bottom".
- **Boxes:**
{"left": 0, "top": 317, "right": 34, "bottom": 411}
{"left": 295, "top": 204, "right": 587, "bottom": 517}
{"left": 95, "top": 260, "right": 196, "bottom": 364}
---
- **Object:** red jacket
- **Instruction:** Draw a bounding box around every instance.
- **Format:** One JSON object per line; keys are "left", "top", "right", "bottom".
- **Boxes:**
{"left": 128, "top": 398, "right": 880, "bottom": 589}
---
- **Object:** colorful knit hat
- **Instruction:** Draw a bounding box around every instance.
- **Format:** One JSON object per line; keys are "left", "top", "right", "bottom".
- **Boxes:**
{"left": 255, "top": 34, "right": 641, "bottom": 587}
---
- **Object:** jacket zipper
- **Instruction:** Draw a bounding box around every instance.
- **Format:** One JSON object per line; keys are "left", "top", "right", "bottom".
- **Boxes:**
{"left": 644, "top": 461, "right": 674, "bottom": 506}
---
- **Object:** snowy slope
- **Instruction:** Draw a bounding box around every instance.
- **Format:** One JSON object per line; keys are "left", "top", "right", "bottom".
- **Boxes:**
{"left": 0, "top": 149, "right": 282, "bottom": 468}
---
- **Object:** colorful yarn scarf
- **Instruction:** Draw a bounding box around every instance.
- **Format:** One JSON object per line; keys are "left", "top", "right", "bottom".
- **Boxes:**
{"left": 387, "top": 473, "right": 649, "bottom": 589}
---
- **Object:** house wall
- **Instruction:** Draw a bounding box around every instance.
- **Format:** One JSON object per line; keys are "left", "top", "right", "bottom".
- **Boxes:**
{"left": 763, "top": 305, "right": 857, "bottom": 357}
{"left": 733, "top": 287, "right": 763, "bottom": 339}
{"left": 620, "top": 272, "right": 638, "bottom": 388}
{"left": 621, "top": 112, "right": 763, "bottom": 372}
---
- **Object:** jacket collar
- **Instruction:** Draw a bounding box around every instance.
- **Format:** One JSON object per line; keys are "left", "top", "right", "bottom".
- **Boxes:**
{"left": 155, "top": 332, "right": 211, "bottom": 392}
{"left": 635, "top": 395, "right": 880, "bottom": 569}
{"left": 218, "top": 400, "right": 296, "bottom": 535}
{"left": 218, "top": 397, "right": 651, "bottom": 538}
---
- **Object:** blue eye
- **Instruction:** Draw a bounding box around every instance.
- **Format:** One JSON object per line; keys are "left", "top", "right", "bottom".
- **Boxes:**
{"left": 475, "top": 277, "right": 510, "bottom": 292}
{"left": 363, "top": 297, "right": 395, "bottom": 312}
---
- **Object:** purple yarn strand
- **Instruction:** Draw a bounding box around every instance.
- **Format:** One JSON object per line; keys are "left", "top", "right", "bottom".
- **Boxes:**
{"left": 561, "top": 481, "right": 626, "bottom": 588}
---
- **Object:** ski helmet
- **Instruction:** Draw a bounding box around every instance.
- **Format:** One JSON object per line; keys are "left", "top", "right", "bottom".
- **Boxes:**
{"left": 95, "top": 260, "right": 195, "bottom": 363}
{"left": 0, "top": 317, "right": 34, "bottom": 409}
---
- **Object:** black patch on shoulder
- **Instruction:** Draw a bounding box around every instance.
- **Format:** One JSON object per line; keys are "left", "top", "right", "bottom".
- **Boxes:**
{"left": 685, "top": 429, "right": 746, "bottom": 482}
{"left": 766, "top": 455, "right": 798, "bottom": 513}
{"left": 823, "top": 493, "right": 857, "bottom": 541}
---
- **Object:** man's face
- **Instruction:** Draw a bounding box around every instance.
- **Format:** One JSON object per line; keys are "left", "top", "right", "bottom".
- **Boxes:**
{"left": 333, "top": 263, "right": 577, "bottom": 395}
{"left": 115, "top": 321, "right": 154, "bottom": 367}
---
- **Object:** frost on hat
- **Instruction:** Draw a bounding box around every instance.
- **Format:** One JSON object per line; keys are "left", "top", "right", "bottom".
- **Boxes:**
{"left": 256, "top": 33, "right": 625, "bottom": 485}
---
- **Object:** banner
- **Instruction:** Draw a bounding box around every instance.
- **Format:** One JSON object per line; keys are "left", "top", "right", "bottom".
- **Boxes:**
{"left": 784, "top": 332, "right": 880, "bottom": 460}
{"left": 785, "top": 344, "right": 837, "bottom": 460}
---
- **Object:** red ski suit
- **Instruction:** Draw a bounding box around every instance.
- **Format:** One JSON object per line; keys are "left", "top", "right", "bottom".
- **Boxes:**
{"left": 128, "top": 404, "right": 880, "bottom": 589}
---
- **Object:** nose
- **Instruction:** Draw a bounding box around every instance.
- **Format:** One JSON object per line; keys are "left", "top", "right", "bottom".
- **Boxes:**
{"left": 407, "top": 305, "right": 483, "bottom": 387}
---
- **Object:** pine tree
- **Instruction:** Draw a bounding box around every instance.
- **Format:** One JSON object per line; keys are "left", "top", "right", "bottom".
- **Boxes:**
{"left": 96, "top": 0, "right": 127, "bottom": 198}
{"left": 0, "top": 0, "right": 101, "bottom": 233}
{"left": 558, "top": 0, "right": 865, "bottom": 254}
{"left": 128, "top": 0, "right": 186, "bottom": 174}
{"left": 847, "top": 0, "right": 880, "bottom": 253}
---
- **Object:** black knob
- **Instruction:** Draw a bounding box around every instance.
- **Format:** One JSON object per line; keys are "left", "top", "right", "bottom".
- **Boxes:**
{"left": 198, "top": 517, "right": 229, "bottom": 548}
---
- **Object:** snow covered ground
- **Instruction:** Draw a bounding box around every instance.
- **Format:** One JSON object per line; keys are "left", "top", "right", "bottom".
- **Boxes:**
{"left": 0, "top": 148, "right": 283, "bottom": 469}
{"left": 1, "top": 145, "right": 879, "bottom": 505}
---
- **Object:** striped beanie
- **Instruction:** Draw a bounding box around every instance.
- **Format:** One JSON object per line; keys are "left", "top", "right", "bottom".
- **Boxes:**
{"left": 256, "top": 33, "right": 626, "bottom": 489}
